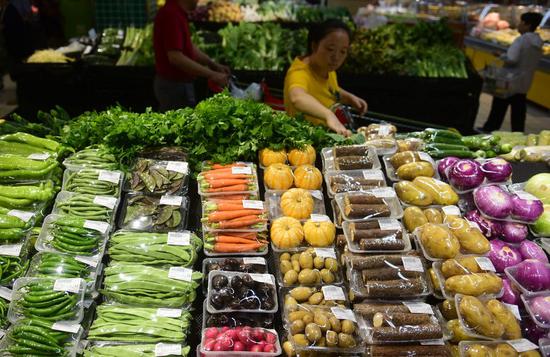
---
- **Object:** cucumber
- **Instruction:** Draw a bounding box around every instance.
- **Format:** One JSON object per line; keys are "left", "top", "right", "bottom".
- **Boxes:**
{"left": 425, "top": 149, "right": 475, "bottom": 159}
{"left": 424, "top": 143, "right": 470, "bottom": 152}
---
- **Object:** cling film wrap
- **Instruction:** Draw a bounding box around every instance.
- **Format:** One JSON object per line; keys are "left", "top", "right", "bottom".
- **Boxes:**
{"left": 200, "top": 326, "right": 281, "bottom": 356}
{"left": 455, "top": 294, "right": 522, "bottom": 341}
{"left": 324, "top": 169, "right": 386, "bottom": 197}
{"left": 119, "top": 194, "right": 190, "bottom": 232}
{"left": 125, "top": 158, "right": 189, "bottom": 195}
{"left": 344, "top": 252, "right": 431, "bottom": 301}
{"left": 459, "top": 340, "right": 540, "bottom": 357}
{"left": 63, "top": 146, "right": 119, "bottom": 171}
{"left": 84, "top": 343, "right": 190, "bottom": 357}
{"left": 394, "top": 177, "right": 459, "bottom": 208}
{"left": 0, "top": 317, "right": 83, "bottom": 357}
{"left": 342, "top": 219, "right": 411, "bottom": 253}
{"left": 396, "top": 138, "right": 424, "bottom": 153}
{"left": 0, "top": 235, "right": 32, "bottom": 287}
{"left": 87, "top": 305, "right": 192, "bottom": 343}
{"left": 202, "top": 300, "right": 274, "bottom": 330}
{"left": 203, "top": 231, "right": 268, "bottom": 256}
{"left": 283, "top": 304, "right": 365, "bottom": 354}
{"left": 275, "top": 248, "right": 343, "bottom": 288}
{"left": 335, "top": 190, "right": 404, "bottom": 222}
{"left": 62, "top": 168, "right": 124, "bottom": 197}
{"left": 266, "top": 189, "right": 325, "bottom": 222}
{"left": 358, "top": 123, "right": 397, "bottom": 140}
{"left": 354, "top": 301, "right": 448, "bottom": 343}
{"left": 0, "top": 295, "right": 8, "bottom": 328}
{"left": 0, "top": 180, "right": 56, "bottom": 212}
{"left": 521, "top": 294, "right": 550, "bottom": 329}
{"left": 331, "top": 200, "right": 343, "bottom": 228}
{"left": 53, "top": 191, "right": 119, "bottom": 225}
{"left": 197, "top": 162, "right": 259, "bottom": 197}
{"left": 101, "top": 263, "right": 201, "bottom": 308}
{"left": 321, "top": 145, "right": 381, "bottom": 172}
{"left": 439, "top": 158, "right": 513, "bottom": 194}
{"left": 505, "top": 261, "right": 550, "bottom": 296}
{"left": 402, "top": 205, "right": 462, "bottom": 233}
{"left": 202, "top": 257, "right": 267, "bottom": 293}
{"left": 0, "top": 154, "right": 58, "bottom": 183}
{"left": 280, "top": 285, "right": 349, "bottom": 309}
{"left": 365, "top": 343, "right": 453, "bottom": 357}
{"left": 201, "top": 197, "right": 267, "bottom": 232}
{"left": 383, "top": 151, "right": 438, "bottom": 182}
{"left": 109, "top": 230, "right": 202, "bottom": 267}
{"left": 8, "top": 277, "right": 86, "bottom": 324}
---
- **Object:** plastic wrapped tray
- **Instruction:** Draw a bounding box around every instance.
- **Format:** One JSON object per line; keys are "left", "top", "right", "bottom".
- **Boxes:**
{"left": 124, "top": 158, "right": 189, "bottom": 195}
{"left": 459, "top": 340, "right": 541, "bottom": 357}
{"left": 505, "top": 261, "right": 550, "bottom": 296}
{"left": 53, "top": 191, "right": 119, "bottom": 226}
{"left": 331, "top": 200, "right": 343, "bottom": 229}
{"left": 343, "top": 219, "right": 411, "bottom": 254}
{"left": 364, "top": 342, "right": 453, "bottom": 356}
{"left": 274, "top": 248, "right": 343, "bottom": 288}
{"left": 265, "top": 189, "right": 325, "bottom": 222}
{"left": 202, "top": 257, "right": 268, "bottom": 293}
{"left": 521, "top": 293, "right": 550, "bottom": 329}
{"left": 197, "top": 162, "right": 259, "bottom": 197}
{"left": 363, "top": 138, "right": 398, "bottom": 156}
{"left": 382, "top": 152, "right": 438, "bottom": 182}
{"left": 334, "top": 189, "right": 404, "bottom": 222}
{"left": 62, "top": 168, "right": 124, "bottom": 197}
{"left": 324, "top": 169, "right": 386, "bottom": 198}
{"left": 118, "top": 193, "right": 189, "bottom": 232}
{"left": 201, "top": 198, "right": 267, "bottom": 232}
{"left": 201, "top": 300, "right": 274, "bottom": 330}
{"left": 393, "top": 180, "right": 459, "bottom": 209}
{"left": 535, "top": 238, "right": 550, "bottom": 255}
{"left": 262, "top": 165, "right": 324, "bottom": 192}
{"left": 84, "top": 343, "right": 190, "bottom": 357}
{"left": 473, "top": 185, "right": 544, "bottom": 224}
{"left": 200, "top": 327, "right": 281, "bottom": 356}
{"left": 206, "top": 271, "right": 277, "bottom": 314}
{"left": 203, "top": 231, "right": 269, "bottom": 257}
{"left": 62, "top": 147, "right": 119, "bottom": 171}
{"left": 8, "top": 277, "right": 86, "bottom": 324}
{"left": 0, "top": 234, "right": 32, "bottom": 287}
{"left": 321, "top": 145, "right": 381, "bottom": 172}
{"left": 279, "top": 285, "right": 349, "bottom": 309}
{"left": 438, "top": 158, "right": 513, "bottom": 195}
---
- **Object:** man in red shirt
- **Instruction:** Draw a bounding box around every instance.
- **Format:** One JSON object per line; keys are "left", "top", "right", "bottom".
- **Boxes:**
{"left": 153, "top": 0, "right": 229, "bottom": 111}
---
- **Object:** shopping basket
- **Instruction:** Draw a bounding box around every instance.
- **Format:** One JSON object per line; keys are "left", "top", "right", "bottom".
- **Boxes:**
{"left": 480, "top": 62, "right": 520, "bottom": 99}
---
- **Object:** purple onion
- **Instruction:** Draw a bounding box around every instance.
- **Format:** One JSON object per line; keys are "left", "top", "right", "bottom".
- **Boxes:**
{"left": 489, "top": 239, "right": 523, "bottom": 273}
{"left": 515, "top": 259, "right": 550, "bottom": 292}
{"left": 481, "top": 158, "right": 513, "bottom": 182}
{"left": 501, "top": 278, "right": 520, "bottom": 305}
{"left": 474, "top": 185, "right": 513, "bottom": 219}
{"left": 511, "top": 195, "right": 544, "bottom": 222}
{"left": 449, "top": 159, "right": 485, "bottom": 190}
{"left": 523, "top": 318, "right": 547, "bottom": 343}
{"left": 529, "top": 295, "right": 550, "bottom": 325}
{"left": 465, "top": 209, "right": 503, "bottom": 239}
{"left": 519, "top": 240, "right": 549, "bottom": 263}
{"left": 501, "top": 222, "right": 528, "bottom": 243}
{"left": 437, "top": 156, "right": 460, "bottom": 181}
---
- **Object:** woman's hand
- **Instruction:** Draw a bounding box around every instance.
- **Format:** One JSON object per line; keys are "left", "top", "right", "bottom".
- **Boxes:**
{"left": 348, "top": 94, "right": 368, "bottom": 115}
{"left": 326, "top": 113, "right": 351, "bottom": 137}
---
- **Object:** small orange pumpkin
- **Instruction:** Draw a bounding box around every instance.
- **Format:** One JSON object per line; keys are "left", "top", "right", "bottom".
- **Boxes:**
{"left": 294, "top": 164, "right": 322, "bottom": 190}
{"left": 259, "top": 148, "right": 287, "bottom": 167}
{"left": 303, "top": 219, "right": 336, "bottom": 247}
{"left": 264, "top": 163, "right": 294, "bottom": 190}
{"left": 280, "top": 188, "right": 314, "bottom": 219}
{"left": 288, "top": 145, "right": 316, "bottom": 166}
{"left": 270, "top": 216, "right": 304, "bottom": 248}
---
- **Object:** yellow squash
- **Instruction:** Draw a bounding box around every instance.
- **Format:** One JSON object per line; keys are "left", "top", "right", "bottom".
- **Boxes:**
{"left": 294, "top": 165, "right": 322, "bottom": 190}
{"left": 303, "top": 219, "right": 336, "bottom": 247}
{"left": 271, "top": 216, "right": 304, "bottom": 248}
{"left": 259, "top": 148, "right": 287, "bottom": 167}
{"left": 288, "top": 145, "right": 316, "bottom": 166}
{"left": 281, "top": 188, "right": 314, "bottom": 219}
{"left": 264, "top": 163, "right": 294, "bottom": 190}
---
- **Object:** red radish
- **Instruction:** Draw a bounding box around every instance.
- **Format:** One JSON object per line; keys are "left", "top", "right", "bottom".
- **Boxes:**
{"left": 216, "top": 335, "right": 233, "bottom": 351}
{"left": 263, "top": 344, "right": 276, "bottom": 353}
{"left": 251, "top": 328, "right": 265, "bottom": 342}
{"left": 223, "top": 329, "right": 238, "bottom": 340}
{"left": 204, "top": 327, "right": 219, "bottom": 340}
{"left": 238, "top": 328, "right": 251, "bottom": 345}
{"left": 221, "top": 326, "right": 231, "bottom": 333}
{"left": 233, "top": 341, "right": 246, "bottom": 351}
{"left": 213, "top": 342, "right": 224, "bottom": 351}
{"left": 265, "top": 332, "right": 277, "bottom": 344}
{"left": 250, "top": 345, "right": 264, "bottom": 352}
{"left": 203, "top": 339, "right": 216, "bottom": 351}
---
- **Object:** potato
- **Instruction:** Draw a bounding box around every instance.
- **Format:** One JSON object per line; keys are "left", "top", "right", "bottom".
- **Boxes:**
{"left": 441, "top": 256, "right": 482, "bottom": 278}
{"left": 338, "top": 333, "right": 356, "bottom": 348}
{"left": 329, "top": 316, "right": 342, "bottom": 333}
{"left": 280, "top": 260, "right": 293, "bottom": 275}
{"left": 423, "top": 208, "right": 443, "bottom": 223}
{"left": 395, "top": 181, "right": 433, "bottom": 206}
{"left": 447, "top": 217, "right": 490, "bottom": 254}
{"left": 324, "top": 258, "right": 339, "bottom": 272}
{"left": 284, "top": 270, "right": 298, "bottom": 285}
{"left": 292, "top": 260, "right": 301, "bottom": 272}
{"left": 520, "top": 351, "right": 542, "bottom": 357}
{"left": 420, "top": 223, "right": 460, "bottom": 259}
{"left": 341, "top": 320, "right": 355, "bottom": 334}
{"left": 292, "top": 334, "right": 309, "bottom": 346}
{"left": 389, "top": 151, "right": 421, "bottom": 169}
{"left": 299, "top": 251, "right": 314, "bottom": 269}
{"left": 396, "top": 161, "right": 435, "bottom": 180}
{"left": 308, "top": 292, "right": 324, "bottom": 305}
{"left": 447, "top": 319, "right": 473, "bottom": 343}
{"left": 313, "top": 256, "right": 325, "bottom": 269}
{"left": 495, "top": 343, "right": 519, "bottom": 357}
{"left": 429, "top": 268, "right": 441, "bottom": 292}
{"left": 465, "top": 344, "right": 496, "bottom": 357}
{"left": 326, "top": 330, "right": 338, "bottom": 347}
{"left": 320, "top": 269, "right": 335, "bottom": 283}
{"left": 441, "top": 299, "right": 458, "bottom": 320}
{"left": 289, "top": 311, "right": 312, "bottom": 322}
{"left": 290, "top": 319, "right": 305, "bottom": 334}
{"left": 403, "top": 206, "right": 428, "bottom": 232}
{"left": 445, "top": 273, "right": 503, "bottom": 296}
{"left": 298, "top": 269, "right": 318, "bottom": 284}
{"left": 413, "top": 176, "right": 459, "bottom": 205}
{"left": 314, "top": 312, "right": 331, "bottom": 332}
{"left": 290, "top": 287, "right": 314, "bottom": 302}
{"left": 285, "top": 295, "right": 299, "bottom": 310}
{"left": 486, "top": 299, "right": 521, "bottom": 339}
{"left": 305, "top": 323, "right": 322, "bottom": 342}
{"left": 280, "top": 252, "right": 291, "bottom": 261}
{"left": 459, "top": 295, "right": 505, "bottom": 338}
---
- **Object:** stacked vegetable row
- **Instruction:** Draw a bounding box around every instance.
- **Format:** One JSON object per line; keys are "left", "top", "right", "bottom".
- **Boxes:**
{"left": 198, "top": 161, "right": 281, "bottom": 354}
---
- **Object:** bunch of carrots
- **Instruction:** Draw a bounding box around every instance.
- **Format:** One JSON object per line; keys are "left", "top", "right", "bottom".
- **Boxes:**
{"left": 204, "top": 232, "right": 268, "bottom": 253}
{"left": 198, "top": 162, "right": 257, "bottom": 193}
{"left": 202, "top": 198, "right": 267, "bottom": 230}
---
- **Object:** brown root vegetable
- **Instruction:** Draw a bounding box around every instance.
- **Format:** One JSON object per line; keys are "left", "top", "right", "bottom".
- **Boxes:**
{"left": 358, "top": 238, "right": 405, "bottom": 251}
{"left": 364, "top": 278, "right": 426, "bottom": 297}
{"left": 371, "top": 324, "right": 443, "bottom": 341}
{"left": 344, "top": 204, "right": 391, "bottom": 219}
{"left": 372, "top": 312, "right": 434, "bottom": 327}
{"left": 335, "top": 156, "right": 373, "bottom": 170}
{"left": 362, "top": 267, "right": 420, "bottom": 281}
{"left": 351, "top": 228, "right": 402, "bottom": 241}
{"left": 369, "top": 345, "right": 451, "bottom": 357}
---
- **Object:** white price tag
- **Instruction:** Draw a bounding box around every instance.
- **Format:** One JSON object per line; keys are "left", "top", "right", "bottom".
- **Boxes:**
{"left": 314, "top": 248, "right": 337, "bottom": 259}
{"left": 475, "top": 257, "right": 496, "bottom": 272}
{"left": 0, "top": 287, "right": 13, "bottom": 301}
{"left": 311, "top": 191, "right": 323, "bottom": 200}
{"left": 53, "top": 278, "right": 82, "bottom": 293}
{"left": 507, "top": 339, "right": 538, "bottom": 353}
{"left": 157, "top": 308, "right": 182, "bottom": 318}
{"left": 168, "top": 267, "right": 193, "bottom": 282}
{"left": 242, "top": 200, "right": 264, "bottom": 210}
{"left": 402, "top": 257, "right": 424, "bottom": 272}
{"left": 7, "top": 210, "right": 34, "bottom": 222}
{"left": 84, "top": 220, "right": 109, "bottom": 234}
{"left": 403, "top": 302, "right": 434, "bottom": 314}
{"left": 98, "top": 170, "right": 121, "bottom": 184}
{"left": 160, "top": 195, "right": 183, "bottom": 206}
{"left": 418, "top": 152, "right": 432, "bottom": 162}
{"left": 93, "top": 196, "right": 117, "bottom": 209}
{"left": 467, "top": 220, "right": 480, "bottom": 230}
{"left": 27, "top": 153, "right": 50, "bottom": 160}
{"left": 0, "top": 244, "right": 22, "bottom": 257}
{"left": 167, "top": 232, "right": 191, "bottom": 246}
{"left": 155, "top": 343, "right": 182, "bottom": 357}
{"left": 420, "top": 340, "right": 445, "bottom": 346}
{"left": 166, "top": 161, "right": 188, "bottom": 174}
{"left": 330, "top": 307, "right": 357, "bottom": 322}
{"left": 232, "top": 166, "right": 252, "bottom": 175}
{"left": 378, "top": 125, "right": 392, "bottom": 136}
{"left": 75, "top": 255, "right": 99, "bottom": 268}
{"left": 503, "top": 303, "right": 522, "bottom": 321}
{"left": 362, "top": 170, "right": 384, "bottom": 180}
{"left": 242, "top": 257, "right": 266, "bottom": 265}
{"left": 250, "top": 273, "right": 273, "bottom": 285}
{"left": 377, "top": 218, "right": 401, "bottom": 231}
{"left": 371, "top": 188, "right": 395, "bottom": 198}
{"left": 322, "top": 285, "right": 346, "bottom": 301}
{"left": 83, "top": 45, "right": 93, "bottom": 55}
{"left": 442, "top": 205, "right": 460, "bottom": 216}
{"left": 310, "top": 214, "right": 331, "bottom": 222}
{"left": 52, "top": 322, "right": 81, "bottom": 334}
{"left": 515, "top": 191, "right": 538, "bottom": 201}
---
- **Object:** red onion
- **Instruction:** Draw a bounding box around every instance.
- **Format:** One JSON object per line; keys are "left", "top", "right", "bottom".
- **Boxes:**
{"left": 528, "top": 295, "right": 550, "bottom": 325}
{"left": 437, "top": 156, "right": 460, "bottom": 181}
{"left": 489, "top": 239, "right": 522, "bottom": 273}
{"left": 519, "top": 240, "right": 549, "bottom": 263}
{"left": 449, "top": 159, "right": 485, "bottom": 190}
{"left": 515, "top": 259, "right": 550, "bottom": 292}
{"left": 501, "top": 278, "right": 520, "bottom": 305}
{"left": 481, "top": 158, "right": 512, "bottom": 182}
{"left": 511, "top": 195, "right": 544, "bottom": 222}
{"left": 465, "top": 209, "right": 502, "bottom": 239}
{"left": 501, "top": 222, "right": 528, "bottom": 243}
{"left": 523, "top": 318, "right": 547, "bottom": 343}
{"left": 474, "top": 185, "right": 513, "bottom": 219}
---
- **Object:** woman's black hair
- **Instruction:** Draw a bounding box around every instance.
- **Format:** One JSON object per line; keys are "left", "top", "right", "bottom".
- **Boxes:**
{"left": 521, "top": 12, "right": 543, "bottom": 32}
{"left": 307, "top": 19, "right": 352, "bottom": 54}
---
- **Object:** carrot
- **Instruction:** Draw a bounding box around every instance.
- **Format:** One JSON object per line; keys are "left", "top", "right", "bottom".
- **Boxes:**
{"left": 209, "top": 232, "right": 258, "bottom": 239}
{"left": 206, "top": 210, "right": 263, "bottom": 222}
{"left": 204, "top": 201, "right": 263, "bottom": 212}
{"left": 204, "top": 162, "right": 247, "bottom": 170}
{"left": 202, "top": 179, "right": 251, "bottom": 189}
{"left": 207, "top": 184, "right": 251, "bottom": 193}
{"left": 206, "top": 242, "right": 266, "bottom": 253}
{"left": 216, "top": 216, "right": 265, "bottom": 229}
{"left": 217, "top": 194, "right": 253, "bottom": 201}
{"left": 201, "top": 173, "right": 253, "bottom": 180}
{"left": 207, "top": 235, "right": 261, "bottom": 244}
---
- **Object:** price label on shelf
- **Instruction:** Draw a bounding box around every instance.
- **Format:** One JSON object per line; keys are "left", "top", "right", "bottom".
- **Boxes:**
{"left": 242, "top": 200, "right": 264, "bottom": 210}
{"left": 322, "top": 286, "right": 346, "bottom": 301}
{"left": 75, "top": 255, "right": 99, "bottom": 268}
{"left": 84, "top": 220, "right": 109, "bottom": 234}
{"left": 168, "top": 267, "right": 193, "bottom": 282}
{"left": 0, "top": 244, "right": 22, "bottom": 257}
{"left": 98, "top": 170, "right": 121, "bottom": 184}
{"left": 402, "top": 257, "right": 424, "bottom": 272}
{"left": 377, "top": 218, "right": 401, "bottom": 231}
{"left": 330, "top": 307, "right": 356, "bottom": 322}
{"left": 155, "top": 343, "right": 182, "bottom": 357}
{"left": 27, "top": 153, "right": 50, "bottom": 161}
{"left": 442, "top": 205, "right": 460, "bottom": 216}
{"left": 156, "top": 308, "right": 182, "bottom": 318}
{"left": 52, "top": 322, "right": 81, "bottom": 334}
{"left": 7, "top": 210, "right": 34, "bottom": 222}
{"left": 507, "top": 339, "right": 538, "bottom": 353}
{"left": 160, "top": 195, "right": 183, "bottom": 206}
{"left": 0, "top": 287, "right": 12, "bottom": 301}
{"left": 243, "top": 257, "right": 266, "bottom": 265}
{"left": 250, "top": 273, "right": 273, "bottom": 285}
{"left": 503, "top": 303, "right": 522, "bottom": 321}
{"left": 53, "top": 278, "right": 82, "bottom": 293}
{"left": 403, "top": 302, "right": 433, "bottom": 314}
{"left": 310, "top": 214, "right": 331, "bottom": 222}
{"left": 314, "top": 248, "right": 336, "bottom": 259}
{"left": 93, "top": 196, "right": 117, "bottom": 209}
{"left": 372, "top": 188, "right": 395, "bottom": 198}
{"left": 167, "top": 232, "right": 191, "bottom": 246}
{"left": 475, "top": 257, "right": 496, "bottom": 272}
{"left": 166, "top": 161, "right": 189, "bottom": 174}
{"left": 362, "top": 170, "right": 384, "bottom": 180}
{"left": 232, "top": 166, "right": 252, "bottom": 175}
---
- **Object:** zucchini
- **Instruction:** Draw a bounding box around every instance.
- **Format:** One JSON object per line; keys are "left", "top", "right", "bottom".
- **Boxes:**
{"left": 424, "top": 143, "right": 470, "bottom": 152}
{"left": 425, "top": 149, "right": 475, "bottom": 159}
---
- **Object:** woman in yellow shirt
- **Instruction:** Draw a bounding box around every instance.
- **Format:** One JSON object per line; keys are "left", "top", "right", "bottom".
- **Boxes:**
{"left": 284, "top": 20, "right": 367, "bottom": 137}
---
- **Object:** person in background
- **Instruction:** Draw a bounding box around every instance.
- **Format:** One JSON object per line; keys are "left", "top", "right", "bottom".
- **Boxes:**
{"left": 284, "top": 19, "right": 367, "bottom": 137}
{"left": 0, "top": 0, "right": 36, "bottom": 72}
{"left": 153, "top": 0, "right": 230, "bottom": 111}
{"left": 481, "top": 12, "right": 543, "bottom": 133}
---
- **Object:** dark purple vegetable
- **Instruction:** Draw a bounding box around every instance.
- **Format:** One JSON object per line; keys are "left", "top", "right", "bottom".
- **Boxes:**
{"left": 489, "top": 239, "right": 522, "bottom": 273}
{"left": 515, "top": 259, "right": 550, "bottom": 292}
{"left": 449, "top": 159, "right": 485, "bottom": 190}
{"left": 437, "top": 156, "right": 460, "bottom": 181}
{"left": 481, "top": 158, "right": 512, "bottom": 183}
{"left": 519, "top": 240, "right": 549, "bottom": 263}
{"left": 511, "top": 195, "right": 544, "bottom": 222}
{"left": 501, "top": 222, "right": 528, "bottom": 243}
{"left": 523, "top": 318, "right": 547, "bottom": 343}
{"left": 465, "top": 209, "right": 502, "bottom": 239}
{"left": 474, "top": 185, "right": 513, "bottom": 219}
{"left": 501, "top": 278, "right": 520, "bottom": 305}
{"left": 528, "top": 295, "right": 550, "bottom": 325}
